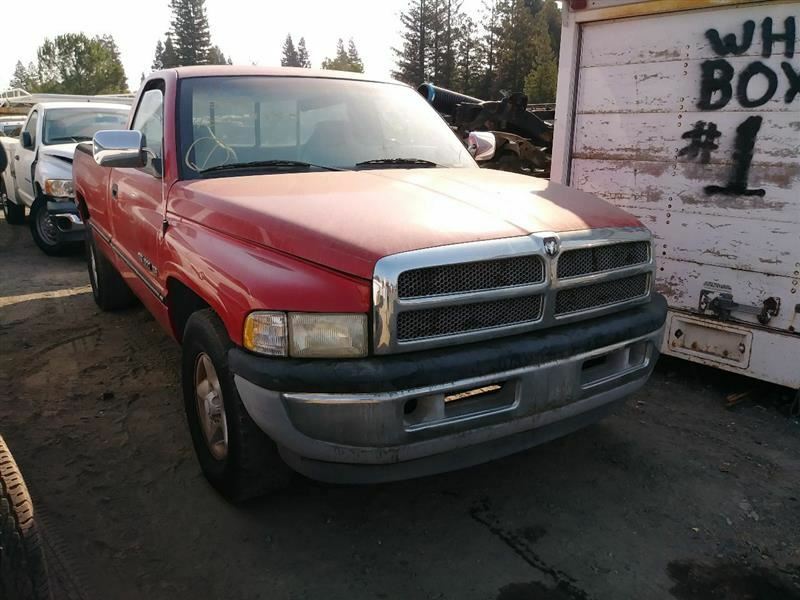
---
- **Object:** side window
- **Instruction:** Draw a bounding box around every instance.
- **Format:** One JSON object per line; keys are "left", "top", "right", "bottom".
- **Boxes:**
{"left": 23, "top": 111, "right": 38, "bottom": 147}
{"left": 132, "top": 87, "right": 164, "bottom": 174}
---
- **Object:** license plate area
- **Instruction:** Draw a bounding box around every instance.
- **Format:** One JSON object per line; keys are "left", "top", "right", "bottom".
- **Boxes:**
{"left": 404, "top": 381, "right": 516, "bottom": 430}
{"left": 666, "top": 313, "right": 752, "bottom": 368}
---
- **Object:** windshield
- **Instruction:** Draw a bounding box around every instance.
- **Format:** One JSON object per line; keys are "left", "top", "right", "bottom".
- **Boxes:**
{"left": 42, "top": 108, "right": 128, "bottom": 145}
{"left": 178, "top": 76, "right": 475, "bottom": 177}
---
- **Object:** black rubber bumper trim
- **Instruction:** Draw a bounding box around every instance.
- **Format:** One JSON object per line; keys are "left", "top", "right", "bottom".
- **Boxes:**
{"left": 46, "top": 200, "right": 78, "bottom": 214}
{"left": 229, "top": 293, "right": 667, "bottom": 394}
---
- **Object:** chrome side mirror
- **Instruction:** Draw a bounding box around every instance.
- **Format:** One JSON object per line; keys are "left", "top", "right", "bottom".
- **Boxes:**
{"left": 93, "top": 130, "right": 145, "bottom": 168}
{"left": 467, "top": 131, "right": 496, "bottom": 162}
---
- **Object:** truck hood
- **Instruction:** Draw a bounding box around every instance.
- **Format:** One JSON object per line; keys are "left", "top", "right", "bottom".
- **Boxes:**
{"left": 39, "top": 143, "right": 77, "bottom": 163}
{"left": 169, "top": 168, "right": 643, "bottom": 280}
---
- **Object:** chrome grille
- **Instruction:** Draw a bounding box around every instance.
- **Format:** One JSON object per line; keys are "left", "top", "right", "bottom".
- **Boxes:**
{"left": 398, "top": 255, "right": 544, "bottom": 298}
{"left": 557, "top": 242, "right": 649, "bottom": 279}
{"left": 555, "top": 274, "right": 650, "bottom": 315}
{"left": 397, "top": 295, "right": 543, "bottom": 341}
{"left": 373, "top": 229, "right": 654, "bottom": 355}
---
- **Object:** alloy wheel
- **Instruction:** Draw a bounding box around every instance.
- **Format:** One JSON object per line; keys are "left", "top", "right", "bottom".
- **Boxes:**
{"left": 194, "top": 352, "right": 229, "bottom": 460}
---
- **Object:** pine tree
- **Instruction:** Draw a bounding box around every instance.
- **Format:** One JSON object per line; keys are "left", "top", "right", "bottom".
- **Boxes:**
{"left": 170, "top": 0, "right": 212, "bottom": 65}
{"left": 346, "top": 39, "right": 364, "bottom": 73}
{"left": 162, "top": 35, "right": 179, "bottom": 68}
{"left": 322, "top": 38, "right": 363, "bottom": 72}
{"left": 524, "top": 0, "right": 543, "bottom": 15}
{"left": 297, "top": 37, "right": 311, "bottom": 68}
{"left": 495, "top": 0, "right": 536, "bottom": 93}
{"left": 427, "top": 1, "right": 442, "bottom": 83}
{"left": 392, "top": 0, "right": 428, "bottom": 84}
{"left": 435, "top": 0, "right": 463, "bottom": 88}
{"left": 281, "top": 34, "right": 300, "bottom": 67}
{"left": 454, "top": 16, "right": 485, "bottom": 97}
{"left": 480, "top": 0, "right": 501, "bottom": 96}
{"left": 539, "top": 0, "right": 562, "bottom": 58}
{"left": 9, "top": 61, "right": 35, "bottom": 90}
{"left": 523, "top": 9, "right": 558, "bottom": 102}
{"left": 208, "top": 45, "right": 231, "bottom": 65}
{"left": 392, "top": 0, "right": 563, "bottom": 96}
{"left": 152, "top": 40, "right": 165, "bottom": 70}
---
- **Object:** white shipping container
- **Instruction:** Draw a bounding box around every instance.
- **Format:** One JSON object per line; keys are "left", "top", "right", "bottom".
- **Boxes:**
{"left": 552, "top": 0, "right": 800, "bottom": 391}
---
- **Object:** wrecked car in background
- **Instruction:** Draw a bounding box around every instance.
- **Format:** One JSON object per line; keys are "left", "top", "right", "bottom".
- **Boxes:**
{"left": 419, "top": 83, "right": 554, "bottom": 177}
{"left": 0, "top": 101, "right": 129, "bottom": 254}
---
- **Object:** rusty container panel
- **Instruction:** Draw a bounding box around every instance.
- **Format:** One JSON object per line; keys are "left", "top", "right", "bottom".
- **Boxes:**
{"left": 560, "top": 0, "right": 800, "bottom": 387}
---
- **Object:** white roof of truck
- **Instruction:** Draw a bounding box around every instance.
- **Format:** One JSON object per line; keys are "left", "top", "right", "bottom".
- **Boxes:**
{"left": 34, "top": 101, "right": 131, "bottom": 111}
{"left": 0, "top": 88, "right": 135, "bottom": 109}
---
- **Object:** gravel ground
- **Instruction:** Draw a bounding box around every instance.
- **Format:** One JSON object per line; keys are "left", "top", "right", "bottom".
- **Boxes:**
{"left": 1, "top": 214, "right": 799, "bottom": 600}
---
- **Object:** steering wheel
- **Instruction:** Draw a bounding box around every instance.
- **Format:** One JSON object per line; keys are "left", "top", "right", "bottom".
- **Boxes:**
{"left": 185, "top": 134, "right": 238, "bottom": 172}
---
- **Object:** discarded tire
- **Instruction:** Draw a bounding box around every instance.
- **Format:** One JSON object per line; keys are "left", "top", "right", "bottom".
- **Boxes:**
{"left": 0, "top": 435, "right": 50, "bottom": 600}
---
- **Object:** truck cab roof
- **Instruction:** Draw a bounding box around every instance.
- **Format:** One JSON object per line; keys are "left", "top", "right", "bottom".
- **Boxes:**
{"left": 30, "top": 101, "right": 131, "bottom": 112}
{"left": 152, "top": 64, "right": 401, "bottom": 86}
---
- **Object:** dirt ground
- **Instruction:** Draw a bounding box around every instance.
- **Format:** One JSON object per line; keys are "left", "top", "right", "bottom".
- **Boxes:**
{"left": 1, "top": 215, "right": 799, "bottom": 600}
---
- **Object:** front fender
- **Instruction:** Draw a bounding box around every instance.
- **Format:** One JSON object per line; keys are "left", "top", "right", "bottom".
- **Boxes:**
{"left": 160, "top": 217, "right": 372, "bottom": 346}
{"left": 35, "top": 155, "right": 73, "bottom": 192}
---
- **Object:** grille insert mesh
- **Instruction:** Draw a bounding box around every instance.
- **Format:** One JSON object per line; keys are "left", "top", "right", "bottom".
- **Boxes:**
{"left": 398, "top": 255, "right": 544, "bottom": 299}
{"left": 555, "top": 274, "right": 649, "bottom": 315}
{"left": 397, "top": 295, "right": 543, "bottom": 341}
{"left": 557, "top": 242, "right": 649, "bottom": 279}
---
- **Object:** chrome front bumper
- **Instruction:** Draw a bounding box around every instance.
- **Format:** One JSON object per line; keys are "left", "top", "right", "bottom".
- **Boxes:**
{"left": 47, "top": 200, "right": 85, "bottom": 241}
{"left": 235, "top": 326, "right": 663, "bottom": 483}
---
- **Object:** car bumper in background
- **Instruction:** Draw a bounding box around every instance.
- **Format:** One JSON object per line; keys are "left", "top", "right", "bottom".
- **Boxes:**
{"left": 231, "top": 295, "right": 667, "bottom": 483}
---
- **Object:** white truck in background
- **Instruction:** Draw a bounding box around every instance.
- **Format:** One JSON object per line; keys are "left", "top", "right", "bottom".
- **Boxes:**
{"left": 552, "top": 0, "right": 799, "bottom": 395}
{"left": 0, "top": 100, "right": 130, "bottom": 255}
{"left": 0, "top": 116, "right": 26, "bottom": 137}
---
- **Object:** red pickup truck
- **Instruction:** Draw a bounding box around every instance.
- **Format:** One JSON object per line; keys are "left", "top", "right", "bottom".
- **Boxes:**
{"left": 73, "top": 66, "right": 667, "bottom": 501}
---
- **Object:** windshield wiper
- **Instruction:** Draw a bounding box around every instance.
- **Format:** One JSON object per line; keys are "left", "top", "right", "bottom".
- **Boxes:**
{"left": 198, "top": 160, "right": 343, "bottom": 174}
{"left": 355, "top": 158, "right": 439, "bottom": 168}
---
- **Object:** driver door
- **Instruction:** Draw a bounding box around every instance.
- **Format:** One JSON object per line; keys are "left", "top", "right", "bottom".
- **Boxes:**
{"left": 109, "top": 82, "right": 166, "bottom": 300}
{"left": 15, "top": 110, "right": 38, "bottom": 204}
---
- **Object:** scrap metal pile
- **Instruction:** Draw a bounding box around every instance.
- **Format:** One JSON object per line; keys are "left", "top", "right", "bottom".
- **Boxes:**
{"left": 418, "top": 83, "right": 554, "bottom": 178}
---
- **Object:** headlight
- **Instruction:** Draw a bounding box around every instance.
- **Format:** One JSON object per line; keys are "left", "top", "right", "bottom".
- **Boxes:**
{"left": 44, "top": 179, "right": 74, "bottom": 198}
{"left": 243, "top": 311, "right": 368, "bottom": 358}
{"left": 288, "top": 313, "right": 368, "bottom": 358}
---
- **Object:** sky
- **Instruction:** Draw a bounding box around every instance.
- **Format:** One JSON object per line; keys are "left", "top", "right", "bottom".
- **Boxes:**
{"left": 1, "top": 0, "right": 484, "bottom": 92}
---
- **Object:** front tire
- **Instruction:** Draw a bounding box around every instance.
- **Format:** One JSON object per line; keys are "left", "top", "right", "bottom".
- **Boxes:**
{"left": 86, "top": 226, "right": 137, "bottom": 311}
{"left": 1, "top": 180, "right": 25, "bottom": 225}
{"left": 182, "top": 309, "right": 290, "bottom": 502}
{"left": 29, "top": 196, "right": 64, "bottom": 256}
{"left": 0, "top": 436, "right": 51, "bottom": 600}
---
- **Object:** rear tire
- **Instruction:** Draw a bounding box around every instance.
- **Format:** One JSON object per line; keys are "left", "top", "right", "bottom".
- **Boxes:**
{"left": 29, "top": 196, "right": 64, "bottom": 256}
{"left": 86, "top": 226, "right": 137, "bottom": 311}
{"left": 182, "top": 309, "right": 290, "bottom": 502}
{"left": 0, "top": 436, "right": 51, "bottom": 600}
{"left": 1, "top": 181, "right": 25, "bottom": 225}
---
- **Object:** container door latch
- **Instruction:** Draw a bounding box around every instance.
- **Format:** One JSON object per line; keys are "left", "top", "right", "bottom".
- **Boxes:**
{"left": 699, "top": 290, "right": 780, "bottom": 325}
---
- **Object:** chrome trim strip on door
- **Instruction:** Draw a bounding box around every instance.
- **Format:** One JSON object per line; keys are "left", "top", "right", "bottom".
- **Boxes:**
{"left": 89, "top": 221, "right": 166, "bottom": 303}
